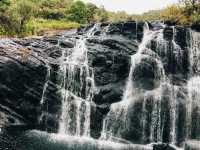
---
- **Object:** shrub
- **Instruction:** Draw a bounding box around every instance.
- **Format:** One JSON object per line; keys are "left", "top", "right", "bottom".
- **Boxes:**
{"left": 191, "top": 12, "right": 200, "bottom": 24}
{"left": 0, "top": 0, "right": 37, "bottom": 36}
{"left": 161, "top": 5, "right": 190, "bottom": 25}
{"left": 66, "top": 1, "right": 88, "bottom": 24}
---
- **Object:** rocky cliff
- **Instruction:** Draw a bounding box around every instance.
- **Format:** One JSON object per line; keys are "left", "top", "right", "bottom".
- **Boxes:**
{"left": 0, "top": 21, "right": 199, "bottom": 150}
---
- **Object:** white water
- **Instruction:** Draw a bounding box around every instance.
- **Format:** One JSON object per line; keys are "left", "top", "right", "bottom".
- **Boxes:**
{"left": 35, "top": 23, "right": 200, "bottom": 148}
{"left": 38, "top": 64, "right": 51, "bottom": 127}
{"left": 100, "top": 24, "right": 196, "bottom": 145}
{"left": 58, "top": 25, "right": 98, "bottom": 136}
{"left": 186, "top": 29, "right": 200, "bottom": 139}
{"left": 100, "top": 23, "right": 167, "bottom": 142}
{"left": 189, "top": 30, "right": 200, "bottom": 75}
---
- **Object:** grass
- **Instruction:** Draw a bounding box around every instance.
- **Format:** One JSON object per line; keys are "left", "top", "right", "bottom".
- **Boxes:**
{"left": 0, "top": 19, "right": 80, "bottom": 37}
{"left": 25, "top": 19, "right": 80, "bottom": 36}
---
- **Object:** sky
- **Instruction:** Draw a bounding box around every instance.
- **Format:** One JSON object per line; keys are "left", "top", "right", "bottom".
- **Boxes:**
{"left": 83, "top": 0, "right": 178, "bottom": 14}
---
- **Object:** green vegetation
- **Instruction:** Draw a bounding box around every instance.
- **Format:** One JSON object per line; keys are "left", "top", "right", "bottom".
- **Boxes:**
{"left": 0, "top": 0, "right": 199, "bottom": 37}
{"left": 160, "top": 0, "right": 200, "bottom": 25}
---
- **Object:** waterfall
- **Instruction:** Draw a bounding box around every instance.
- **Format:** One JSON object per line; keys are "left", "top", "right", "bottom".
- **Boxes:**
{"left": 38, "top": 64, "right": 51, "bottom": 129}
{"left": 100, "top": 24, "right": 197, "bottom": 145}
{"left": 186, "top": 29, "right": 200, "bottom": 140}
{"left": 189, "top": 30, "right": 200, "bottom": 75}
{"left": 58, "top": 38, "right": 95, "bottom": 136}
{"left": 100, "top": 23, "right": 167, "bottom": 143}
{"left": 34, "top": 22, "right": 200, "bottom": 149}
{"left": 58, "top": 24, "right": 98, "bottom": 136}
{"left": 187, "top": 77, "right": 200, "bottom": 139}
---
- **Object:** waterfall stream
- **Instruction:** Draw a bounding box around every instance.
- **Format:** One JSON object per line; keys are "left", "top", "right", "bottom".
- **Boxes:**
{"left": 34, "top": 22, "right": 200, "bottom": 149}
{"left": 100, "top": 23, "right": 167, "bottom": 143}
{"left": 100, "top": 23, "right": 200, "bottom": 146}
{"left": 58, "top": 38, "right": 95, "bottom": 136}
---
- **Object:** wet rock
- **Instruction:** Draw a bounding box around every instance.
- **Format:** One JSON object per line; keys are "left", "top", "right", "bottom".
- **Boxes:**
{"left": 164, "top": 27, "right": 174, "bottom": 41}
{"left": 107, "top": 22, "right": 123, "bottom": 35}
{"left": 0, "top": 46, "right": 47, "bottom": 127}
{"left": 153, "top": 143, "right": 176, "bottom": 150}
{"left": 59, "top": 40, "right": 74, "bottom": 48}
{"left": 150, "top": 21, "right": 165, "bottom": 30}
{"left": 121, "top": 21, "right": 137, "bottom": 38}
{"left": 164, "top": 20, "right": 177, "bottom": 26}
{"left": 174, "top": 26, "right": 188, "bottom": 49}
{"left": 185, "top": 140, "right": 200, "bottom": 150}
{"left": 0, "top": 21, "right": 200, "bottom": 149}
{"left": 90, "top": 104, "right": 110, "bottom": 138}
{"left": 132, "top": 56, "right": 162, "bottom": 90}
{"left": 136, "top": 22, "right": 145, "bottom": 41}
{"left": 44, "top": 46, "right": 62, "bottom": 59}
{"left": 191, "top": 24, "right": 200, "bottom": 32}
{"left": 43, "top": 37, "right": 58, "bottom": 45}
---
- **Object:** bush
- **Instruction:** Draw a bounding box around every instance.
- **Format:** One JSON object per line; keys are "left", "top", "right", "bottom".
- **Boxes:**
{"left": 0, "top": 0, "right": 11, "bottom": 13}
{"left": 38, "top": 8, "right": 66, "bottom": 20}
{"left": 66, "top": 1, "right": 88, "bottom": 24}
{"left": 0, "top": 0, "right": 37, "bottom": 36}
{"left": 191, "top": 12, "right": 200, "bottom": 24}
{"left": 161, "top": 5, "right": 190, "bottom": 25}
{"left": 27, "top": 19, "right": 80, "bottom": 35}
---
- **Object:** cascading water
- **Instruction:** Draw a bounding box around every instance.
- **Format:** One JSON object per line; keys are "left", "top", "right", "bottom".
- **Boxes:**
{"left": 58, "top": 37, "right": 95, "bottom": 136}
{"left": 38, "top": 64, "right": 51, "bottom": 128}
{"left": 33, "top": 22, "right": 200, "bottom": 149}
{"left": 38, "top": 25, "right": 98, "bottom": 137}
{"left": 189, "top": 30, "right": 200, "bottom": 75}
{"left": 100, "top": 23, "right": 167, "bottom": 143}
{"left": 186, "top": 29, "right": 200, "bottom": 140}
{"left": 58, "top": 25, "right": 100, "bottom": 137}
{"left": 100, "top": 23, "right": 200, "bottom": 146}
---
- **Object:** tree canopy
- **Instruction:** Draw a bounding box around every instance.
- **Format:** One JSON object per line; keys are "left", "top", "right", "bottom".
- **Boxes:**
{"left": 0, "top": 0, "right": 200, "bottom": 36}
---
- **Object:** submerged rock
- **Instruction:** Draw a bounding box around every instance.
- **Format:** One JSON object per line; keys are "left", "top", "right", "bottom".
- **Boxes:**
{"left": 14, "top": 130, "right": 153, "bottom": 150}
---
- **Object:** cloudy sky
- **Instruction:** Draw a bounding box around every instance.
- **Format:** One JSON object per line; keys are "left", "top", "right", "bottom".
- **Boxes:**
{"left": 83, "top": 0, "right": 178, "bottom": 14}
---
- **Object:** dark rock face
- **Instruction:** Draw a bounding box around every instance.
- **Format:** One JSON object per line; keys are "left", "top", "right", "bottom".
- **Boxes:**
{"left": 0, "top": 41, "right": 47, "bottom": 127}
{"left": 86, "top": 24, "right": 139, "bottom": 138}
{"left": 87, "top": 36, "right": 137, "bottom": 104}
{"left": 150, "top": 26, "right": 190, "bottom": 85}
{"left": 191, "top": 24, "right": 200, "bottom": 32}
{"left": 132, "top": 56, "right": 162, "bottom": 90}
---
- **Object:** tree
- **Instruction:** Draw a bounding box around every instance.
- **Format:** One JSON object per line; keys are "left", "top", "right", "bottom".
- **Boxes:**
{"left": 86, "top": 3, "right": 98, "bottom": 23}
{"left": 13, "top": 0, "right": 37, "bottom": 33}
{"left": 94, "top": 6, "right": 108, "bottom": 22}
{"left": 0, "top": 0, "right": 11, "bottom": 13}
{"left": 0, "top": 0, "right": 37, "bottom": 35}
{"left": 161, "top": 5, "right": 190, "bottom": 25}
{"left": 66, "top": 1, "right": 88, "bottom": 24}
{"left": 179, "top": 0, "right": 200, "bottom": 15}
{"left": 108, "top": 11, "right": 130, "bottom": 22}
{"left": 180, "top": 0, "right": 200, "bottom": 8}
{"left": 179, "top": 0, "right": 200, "bottom": 24}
